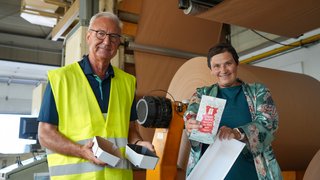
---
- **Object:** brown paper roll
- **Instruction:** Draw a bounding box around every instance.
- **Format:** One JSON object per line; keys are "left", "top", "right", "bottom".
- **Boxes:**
{"left": 167, "top": 57, "right": 215, "bottom": 101}
{"left": 167, "top": 57, "right": 214, "bottom": 171}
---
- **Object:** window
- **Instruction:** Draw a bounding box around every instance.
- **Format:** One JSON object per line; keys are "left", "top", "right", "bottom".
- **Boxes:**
{"left": 0, "top": 114, "right": 36, "bottom": 154}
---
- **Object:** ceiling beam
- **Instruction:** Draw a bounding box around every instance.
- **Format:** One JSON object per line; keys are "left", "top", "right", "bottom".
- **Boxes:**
{"left": 0, "top": 32, "right": 62, "bottom": 66}
{"left": 51, "top": 0, "right": 79, "bottom": 41}
{"left": 43, "top": 0, "right": 70, "bottom": 8}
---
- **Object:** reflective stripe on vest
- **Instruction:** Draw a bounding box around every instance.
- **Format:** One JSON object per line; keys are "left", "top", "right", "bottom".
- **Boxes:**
{"left": 47, "top": 63, "right": 135, "bottom": 180}
{"left": 49, "top": 166, "right": 132, "bottom": 180}
{"left": 48, "top": 159, "right": 132, "bottom": 176}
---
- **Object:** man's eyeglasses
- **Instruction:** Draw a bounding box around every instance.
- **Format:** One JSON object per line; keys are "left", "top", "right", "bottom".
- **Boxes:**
{"left": 89, "top": 29, "right": 121, "bottom": 43}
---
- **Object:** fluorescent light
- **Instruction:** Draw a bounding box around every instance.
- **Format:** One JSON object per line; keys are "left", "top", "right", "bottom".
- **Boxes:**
{"left": 20, "top": 12, "right": 57, "bottom": 27}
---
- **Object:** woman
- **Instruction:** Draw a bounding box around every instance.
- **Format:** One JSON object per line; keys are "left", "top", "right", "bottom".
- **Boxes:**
{"left": 184, "top": 43, "right": 282, "bottom": 180}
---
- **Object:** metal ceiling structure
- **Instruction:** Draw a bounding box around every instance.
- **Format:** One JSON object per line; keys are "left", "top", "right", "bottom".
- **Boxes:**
{"left": 0, "top": 0, "right": 63, "bottom": 86}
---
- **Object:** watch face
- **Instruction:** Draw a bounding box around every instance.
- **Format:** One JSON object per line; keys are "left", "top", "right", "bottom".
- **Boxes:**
{"left": 234, "top": 128, "right": 245, "bottom": 140}
{"left": 238, "top": 128, "right": 245, "bottom": 133}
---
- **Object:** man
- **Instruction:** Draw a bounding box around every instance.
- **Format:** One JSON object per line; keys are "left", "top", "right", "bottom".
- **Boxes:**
{"left": 38, "top": 12, "right": 154, "bottom": 180}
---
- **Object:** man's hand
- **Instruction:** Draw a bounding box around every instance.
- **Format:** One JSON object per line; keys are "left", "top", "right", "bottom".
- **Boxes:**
{"left": 128, "top": 121, "right": 155, "bottom": 152}
{"left": 38, "top": 122, "right": 107, "bottom": 166}
{"left": 80, "top": 140, "right": 107, "bottom": 166}
{"left": 136, "top": 140, "right": 155, "bottom": 153}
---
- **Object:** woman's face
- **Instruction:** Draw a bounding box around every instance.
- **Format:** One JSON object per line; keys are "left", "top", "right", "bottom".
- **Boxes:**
{"left": 209, "top": 51, "right": 239, "bottom": 88}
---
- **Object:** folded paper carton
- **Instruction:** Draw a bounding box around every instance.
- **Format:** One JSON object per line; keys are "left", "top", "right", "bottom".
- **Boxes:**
{"left": 125, "top": 144, "right": 159, "bottom": 169}
{"left": 92, "top": 136, "right": 121, "bottom": 167}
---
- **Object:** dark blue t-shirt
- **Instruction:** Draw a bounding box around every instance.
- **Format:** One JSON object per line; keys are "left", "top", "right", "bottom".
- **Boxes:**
{"left": 38, "top": 55, "right": 138, "bottom": 125}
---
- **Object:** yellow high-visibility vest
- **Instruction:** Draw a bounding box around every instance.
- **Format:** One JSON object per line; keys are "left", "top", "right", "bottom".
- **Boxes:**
{"left": 47, "top": 62, "right": 135, "bottom": 180}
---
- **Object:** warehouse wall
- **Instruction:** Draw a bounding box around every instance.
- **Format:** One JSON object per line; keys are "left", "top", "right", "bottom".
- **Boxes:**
{"left": 0, "top": 83, "right": 33, "bottom": 114}
{"left": 254, "top": 42, "right": 320, "bottom": 81}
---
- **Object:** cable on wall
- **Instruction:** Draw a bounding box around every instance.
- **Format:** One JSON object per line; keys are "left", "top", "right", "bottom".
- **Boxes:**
{"left": 250, "top": 29, "right": 316, "bottom": 48}
{"left": 241, "top": 33, "right": 320, "bottom": 64}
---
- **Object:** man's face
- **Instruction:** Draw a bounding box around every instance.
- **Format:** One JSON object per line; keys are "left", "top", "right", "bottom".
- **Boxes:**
{"left": 86, "top": 17, "right": 121, "bottom": 63}
{"left": 209, "top": 51, "right": 239, "bottom": 88}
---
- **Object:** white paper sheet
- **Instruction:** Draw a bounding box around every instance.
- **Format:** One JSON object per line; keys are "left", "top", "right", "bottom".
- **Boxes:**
{"left": 187, "top": 138, "right": 245, "bottom": 180}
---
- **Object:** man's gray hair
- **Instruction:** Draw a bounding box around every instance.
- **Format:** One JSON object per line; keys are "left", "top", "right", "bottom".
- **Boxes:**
{"left": 88, "top": 12, "right": 122, "bottom": 30}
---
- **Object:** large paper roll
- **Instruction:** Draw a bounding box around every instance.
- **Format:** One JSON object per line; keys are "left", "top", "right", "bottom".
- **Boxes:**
{"left": 167, "top": 57, "right": 216, "bottom": 101}
{"left": 134, "top": 0, "right": 222, "bottom": 98}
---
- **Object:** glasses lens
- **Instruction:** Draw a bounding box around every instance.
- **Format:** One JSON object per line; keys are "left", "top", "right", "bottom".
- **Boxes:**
{"left": 96, "top": 31, "right": 106, "bottom": 40}
{"left": 109, "top": 34, "right": 120, "bottom": 42}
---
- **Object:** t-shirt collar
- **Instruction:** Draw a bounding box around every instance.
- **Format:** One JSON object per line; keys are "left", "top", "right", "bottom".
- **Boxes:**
{"left": 82, "top": 55, "right": 115, "bottom": 78}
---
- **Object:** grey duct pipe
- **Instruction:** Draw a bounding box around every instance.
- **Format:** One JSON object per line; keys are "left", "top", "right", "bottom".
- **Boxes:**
{"left": 118, "top": 11, "right": 139, "bottom": 24}
{"left": 128, "top": 42, "right": 204, "bottom": 59}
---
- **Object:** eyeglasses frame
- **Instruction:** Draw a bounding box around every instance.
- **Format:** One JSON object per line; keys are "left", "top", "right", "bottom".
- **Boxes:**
{"left": 89, "top": 29, "right": 121, "bottom": 43}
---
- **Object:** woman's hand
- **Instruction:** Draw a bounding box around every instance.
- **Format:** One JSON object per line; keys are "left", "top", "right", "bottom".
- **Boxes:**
{"left": 218, "top": 126, "right": 241, "bottom": 140}
{"left": 185, "top": 119, "right": 202, "bottom": 133}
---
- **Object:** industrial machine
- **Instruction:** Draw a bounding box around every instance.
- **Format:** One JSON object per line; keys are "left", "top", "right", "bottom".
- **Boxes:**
{"left": 136, "top": 96, "right": 188, "bottom": 180}
{"left": 0, "top": 117, "right": 48, "bottom": 180}
{"left": 178, "top": 0, "right": 223, "bottom": 15}
{"left": 0, "top": 156, "right": 48, "bottom": 180}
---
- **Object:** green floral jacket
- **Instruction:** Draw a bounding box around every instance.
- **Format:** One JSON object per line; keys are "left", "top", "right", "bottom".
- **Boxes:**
{"left": 184, "top": 81, "right": 283, "bottom": 180}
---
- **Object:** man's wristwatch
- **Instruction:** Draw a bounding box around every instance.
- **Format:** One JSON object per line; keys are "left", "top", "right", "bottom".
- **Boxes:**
{"left": 234, "top": 128, "right": 245, "bottom": 140}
